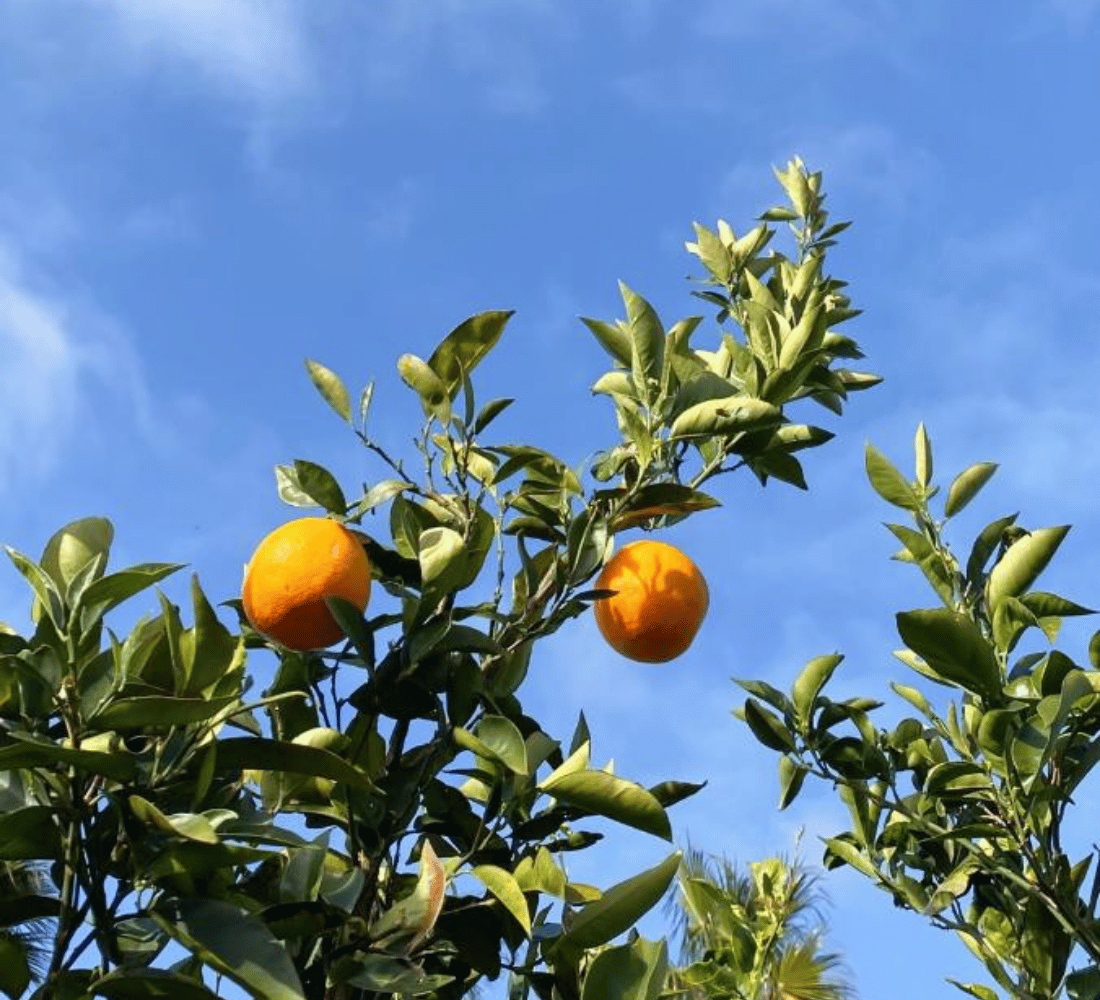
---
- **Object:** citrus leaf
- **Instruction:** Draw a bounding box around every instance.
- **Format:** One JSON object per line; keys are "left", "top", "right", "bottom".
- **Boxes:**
{"left": 91, "top": 696, "right": 238, "bottom": 731}
{"left": 152, "top": 899, "right": 305, "bottom": 1000}
{"left": 216, "top": 737, "right": 377, "bottom": 792}
{"left": 791, "top": 653, "right": 843, "bottom": 724}
{"left": 82, "top": 563, "right": 185, "bottom": 617}
{"left": 669, "top": 396, "right": 781, "bottom": 439}
{"left": 558, "top": 850, "right": 681, "bottom": 951}
{"left": 865, "top": 444, "right": 919, "bottom": 510}
{"left": 539, "top": 769, "right": 671, "bottom": 840}
{"left": 987, "top": 526, "right": 1070, "bottom": 608}
{"left": 89, "top": 968, "right": 222, "bottom": 1000}
{"left": 742, "top": 698, "right": 797, "bottom": 752}
{"left": 0, "top": 805, "right": 62, "bottom": 860}
{"left": 0, "top": 737, "right": 136, "bottom": 782}
{"left": 304, "top": 359, "right": 352, "bottom": 423}
{"left": 581, "top": 936, "right": 669, "bottom": 1000}
{"left": 896, "top": 609, "right": 1000, "bottom": 698}
{"left": 472, "top": 865, "right": 531, "bottom": 936}
{"left": 944, "top": 462, "right": 998, "bottom": 518}
{"left": 427, "top": 311, "right": 513, "bottom": 401}
{"left": 40, "top": 517, "right": 113, "bottom": 592}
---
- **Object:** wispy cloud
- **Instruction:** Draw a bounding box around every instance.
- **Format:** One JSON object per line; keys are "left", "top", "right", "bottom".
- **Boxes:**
{"left": 70, "top": 0, "right": 312, "bottom": 108}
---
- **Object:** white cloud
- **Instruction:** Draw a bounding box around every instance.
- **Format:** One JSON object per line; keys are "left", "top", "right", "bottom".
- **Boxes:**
{"left": 78, "top": 0, "right": 311, "bottom": 107}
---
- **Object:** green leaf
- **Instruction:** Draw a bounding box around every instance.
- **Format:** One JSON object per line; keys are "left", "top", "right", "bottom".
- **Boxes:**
{"left": 90, "top": 969, "right": 222, "bottom": 1000}
{"left": 966, "top": 513, "right": 1019, "bottom": 584}
{"left": 669, "top": 396, "right": 782, "bottom": 439}
{"left": 469, "top": 715, "right": 526, "bottom": 774}
{"left": 987, "top": 525, "right": 1071, "bottom": 608}
{"left": 0, "top": 805, "right": 62, "bottom": 860}
{"left": 472, "top": 865, "right": 531, "bottom": 936}
{"left": 40, "top": 517, "right": 113, "bottom": 592}
{"left": 4, "top": 548, "right": 64, "bottom": 627}
{"left": 944, "top": 982, "right": 1000, "bottom": 1000}
{"left": 1020, "top": 591, "right": 1094, "bottom": 618}
{"left": 791, "top": 653, "right": 843, "bottom": 724}
{"left": 91, "top": 695, "right": 237, "bottom": 731}
{"left": 540, "top": 769, "right": 671, "bottom": 840}
{"left": 822, "top": 837, "right": 879, "bottom": 878}
{"left": 865, "top": 444, "right": 919, "bottom": 510}
{"left": 0, "top": 939, "right": 30, "bottom": 1000}
{"left": 620, "top": 283, "right": 664, "bottom": 405}
{"left": 152, "top": 899, "right": 305, "bottom": 1000}
{"left": 397, "top": 353, "right": 451, "bottom": 422}
{"left": 581, "top": 317, "right": 632, "bottom": 367}
{"left": 944, "top": 462, "right": 998, "bottom": 518}
{"left": 180, "top": 576, "right": 240, "bottom": 697}
{"left": 355, "top": 479, "right": 412, "bottom": 515}
{"left": 778, "top": 756, "right": 808, "bottom": 810}
{"left": 0, "top": 736, "right": 137, "bottom": 782}
{"left": 558, "top": 850, "right": 681, "bottom": 951}
{"left": 215, "top": 737, "right": 377, "bottom": 792}
{"left": 304, "top": 359, "right": 352, "bottom": 423}
{"left": 283, "top": 460, "right": 347, "bottom": 516}
{"left": 427, "top": 310, "right": 514, "bottom": 401}
{"left": 418, "top": 526, "right": 467, "bottom": 591}
{"left": 608, "top": 483, "right": 720, "bottom": 531}
{"left": 914, "top": 423, "right": 933, "bottom": 488}
{"left": 581, "top": 936, "right": 669, "bottom": 1000}
{"left": 896, "top": 609, "right": 1001, "bottom": 698}
{"left": 742, "top": 698, "right": 797, "bottom": 752}
{"left": 129, "top": 796, "right": 219, "bottom": 843}
{"left": 646, "top": 780, "right": 706, "bottom": 808}
{"left": 80, "top": 563, "right": 185, "bottom": 616}
{"left": 473, "top": 397, "right": 515, "bottom": 434}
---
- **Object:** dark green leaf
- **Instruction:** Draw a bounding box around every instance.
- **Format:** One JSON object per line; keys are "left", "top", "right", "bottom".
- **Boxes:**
{"left": 90, "top": 969, "right": 222, "bottom": 1000}
{"left": 427, "top": 310, "right": 513, "bottom": 401}
{"left": 91, "top": 695, "right": 237, "bottom": 731}
{"left": 473, "top": 397, "right": 515, "bottom": 434}
{"left": 152, "top": 899, "right": 305, "bottom": 1000}
{"left": 0, "top": 806, "right": 62, "bottom": 860}
{"left": 581, "top": 317, "right": 632, "bottom": 367}
{"left": 965, "top": 513, "right": 1019, "bottom": 584}
{"left": 215, "top": 737, "right": 377, "bottom": 793}
{"left": 778, "top": 756, "right": 808, "bottom": 810}
{"left": 0, "top": 737, "right": 136, "bottom": 782}
{"left": 646, "top": 780, "right": 706, "bottom": 808}
{"left": 580, "top": 936, "right": 668, "bottom": 1000}
{"left": 742, "top": 698, "right": 797, "bottom": 752}
{"left": 285, "top": 460, "right": 348, "bottom": 516}
{"left": 896, "top": 609, "right": 1000, "bottom": 698}
{"left": 0, "top": 939, "right": 30, "bottom": 1000}
{"left": 558, "top": 851, "right": 681, "bottom": 951}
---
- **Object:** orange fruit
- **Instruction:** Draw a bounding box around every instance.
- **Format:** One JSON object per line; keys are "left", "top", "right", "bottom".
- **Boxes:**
{"left": 593, "top": 539, "right": 709, "bottom": 663}
{"left": 242, "top": 517, "right": 371, "bottom": 651}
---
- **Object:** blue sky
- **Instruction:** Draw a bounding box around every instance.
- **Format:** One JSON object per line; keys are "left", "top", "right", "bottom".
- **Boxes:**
{"left": 3, "top": 1, "right": 1100, "bottom": 997}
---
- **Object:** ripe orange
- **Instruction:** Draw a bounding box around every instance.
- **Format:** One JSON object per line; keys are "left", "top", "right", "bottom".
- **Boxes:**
{"left": 242, "top": 517, "right": 371, "bottom": 651}
{"left": 593, "top": 539, "right": 709, "bottom": 663}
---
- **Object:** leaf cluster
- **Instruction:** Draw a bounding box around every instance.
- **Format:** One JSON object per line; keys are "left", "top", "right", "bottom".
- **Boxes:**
{"left": 738, "top": 425, "right": 1100, "bottom": 1000}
